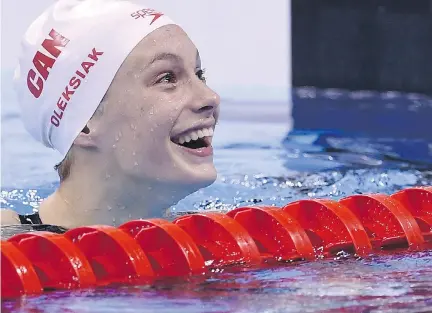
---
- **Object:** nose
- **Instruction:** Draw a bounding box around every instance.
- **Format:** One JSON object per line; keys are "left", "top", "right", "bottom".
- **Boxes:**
{"left": 191, "top": 82, "right": 220, "bottom": 116}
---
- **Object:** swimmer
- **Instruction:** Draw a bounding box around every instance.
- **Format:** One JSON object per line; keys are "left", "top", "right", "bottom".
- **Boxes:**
{"left": 1, "top": 0, "right": 220, "bottom": 230}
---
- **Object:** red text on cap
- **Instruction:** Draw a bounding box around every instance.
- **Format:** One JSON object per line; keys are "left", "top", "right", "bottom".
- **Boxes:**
{"left": 131, "top": 8, "right": 164, "bottom": 25}
{"left": 50, "top": 48, "right": 104, "bottom": 128}
{"left": 27, "top": 29, "right": 70, "bottom": 98}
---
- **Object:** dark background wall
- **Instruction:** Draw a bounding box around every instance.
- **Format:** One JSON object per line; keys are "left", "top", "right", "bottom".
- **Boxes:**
{"left": 292, "top": 0, "right": 432, "bottom": 95}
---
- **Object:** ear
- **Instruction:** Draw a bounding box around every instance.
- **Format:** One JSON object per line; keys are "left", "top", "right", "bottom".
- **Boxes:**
{"left": 72, "top": 125, "right": 98, "bottom": 149}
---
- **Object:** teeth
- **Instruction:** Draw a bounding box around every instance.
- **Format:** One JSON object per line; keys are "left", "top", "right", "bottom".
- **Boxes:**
{"left": 175, "top": 127, "right": 214, "bottom": 145}
{"left": 202, "top": 128, "right": 210, "bottom": 136}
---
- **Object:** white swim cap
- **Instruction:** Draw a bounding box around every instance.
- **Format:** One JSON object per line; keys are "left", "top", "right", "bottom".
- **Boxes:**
{"left": 13, "top": 0, "right": 175, "bottom": 157}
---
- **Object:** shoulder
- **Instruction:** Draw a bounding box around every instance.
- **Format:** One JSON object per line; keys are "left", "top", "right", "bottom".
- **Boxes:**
{"left": 1, "top": 209, "right": 20, "bottom": 225}
{"left": 1, "top": 209, "right": 67, "bottom": 240}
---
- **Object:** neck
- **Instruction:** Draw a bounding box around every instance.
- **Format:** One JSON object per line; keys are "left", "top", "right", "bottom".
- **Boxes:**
{"left": 38, "top": 163, "right": 188, "bottom": 228}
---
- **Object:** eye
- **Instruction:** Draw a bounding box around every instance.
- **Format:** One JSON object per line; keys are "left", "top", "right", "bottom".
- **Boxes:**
{"left": 196, "top": 69, "right": 207, "bottom": 83}
{"left": 156, "top": 72, "right": 177, "bottom": 84}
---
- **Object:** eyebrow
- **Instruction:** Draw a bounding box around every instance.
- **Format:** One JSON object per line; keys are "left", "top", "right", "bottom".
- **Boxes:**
{"left": 146, "top": 50, "right": 201, "bottom": 68}
{"left": 147, "top": 52, "right": 183, "bottom": 67}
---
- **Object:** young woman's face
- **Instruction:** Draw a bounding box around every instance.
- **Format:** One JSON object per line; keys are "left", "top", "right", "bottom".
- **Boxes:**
{"left": 94, "top": 25, "right": 220, "bottom": 191}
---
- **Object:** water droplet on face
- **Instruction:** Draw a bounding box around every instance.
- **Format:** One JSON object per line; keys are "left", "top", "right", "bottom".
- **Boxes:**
{"left": 132, "top": 151, "right": 136, "bottom": 156}
{"left": 150, "top": 128, "right": 154, "bottom": 132}
{"left": 115, "top": 132, "right": 123, "bottom": 141}
{"left": 134, "top": 162, "right": 138, "bottom": 166}
{"left": 107, "top": 206, "right": 112, "bottom": 211}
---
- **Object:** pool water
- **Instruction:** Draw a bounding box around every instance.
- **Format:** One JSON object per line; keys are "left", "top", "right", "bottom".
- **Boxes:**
{"left": 1, "top": 88, "right": 432, "bottom": 312}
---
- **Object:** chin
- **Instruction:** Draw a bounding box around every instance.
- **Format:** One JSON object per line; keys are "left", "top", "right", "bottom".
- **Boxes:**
{"left": 163, "top": 167, "right": 217, "bottom": 206}
{"left": 190, "top": 167, "right": 218, "bottom": 187}
{"left": 179, "top": 163, "right": 218, "bottom": 190}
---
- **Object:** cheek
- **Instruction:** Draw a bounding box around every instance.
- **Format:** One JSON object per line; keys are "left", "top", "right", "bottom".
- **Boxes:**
{"left": 112, "top": 105, "right": 177, "bottom": 164}
{"left": 137, "top": 92, "right": 186, "bottom": 137}
{"left": 106, "top": 89, "right": 186, "bottom": 161}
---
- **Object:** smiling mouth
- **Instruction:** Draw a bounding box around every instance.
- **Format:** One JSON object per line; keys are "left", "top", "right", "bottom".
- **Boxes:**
{"left": 170, "top": 127, "right": 214, "bottom": 149}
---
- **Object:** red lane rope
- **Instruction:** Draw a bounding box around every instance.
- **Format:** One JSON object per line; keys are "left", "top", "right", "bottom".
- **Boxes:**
{"left": 340, "top": 194, "right": 425, "bottom": 250}
{"left": 282, "top": 199, "right": 373, "bottom": 257}
{"left": 2, "top": 186, "right": 431, "bottom": 298}
{"left": 1, "top": 241, "right": 43, "bottom": 297}
{"left": 119, "top": 219, "right": 206, "bottom": 276}
{"left": 64, "top": 226, "right": 154, "bottom": 286}
{"left": 7, "top": 232, "right": 96, "bottom": 290}
{"left": 173, "top": 213, "right": 262, "bottom": 268}
{"left": 226, "top": 206, "right": 315, "bottom": 262}
{"left": 391, "top": 187, "right": 432, "bottom": 245}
